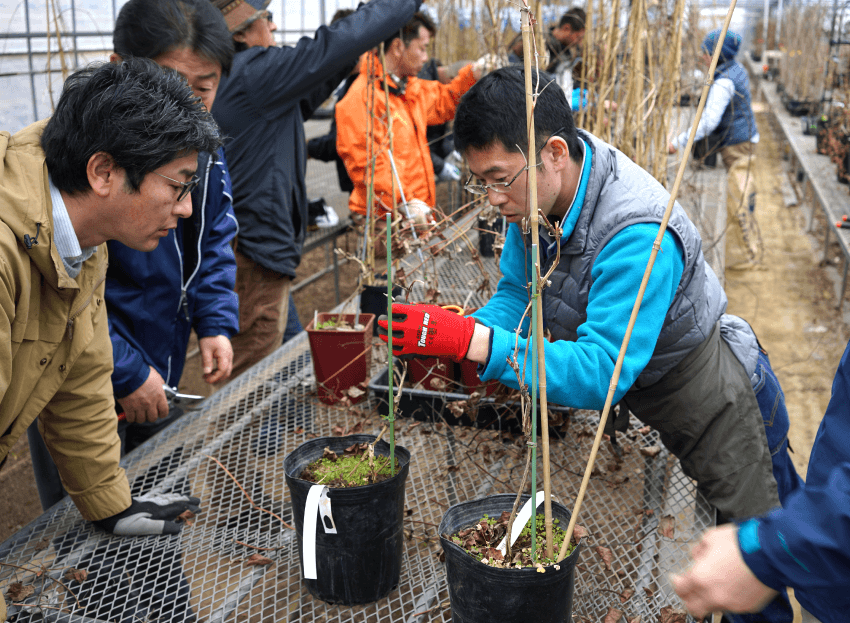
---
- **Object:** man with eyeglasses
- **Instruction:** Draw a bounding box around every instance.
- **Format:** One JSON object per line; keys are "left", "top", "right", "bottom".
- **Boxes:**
{"left": 211, "top": 0, "right": 423, "bottom": 381}
{"left": 0, "top": 60, "right": 219, "bottom": 590}
{"left": 379, "top": 69, "right": 803, "bottom": 622}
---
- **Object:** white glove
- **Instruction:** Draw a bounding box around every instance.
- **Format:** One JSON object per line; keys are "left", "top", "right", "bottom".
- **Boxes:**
{"left": 438, "top": 161, "right": 461, "bottom": 182}
{"left": 402, "top": 198, "right": 432, "bottom": 225}
{"left": 473, "top": 53, "right": 507, "bottom": 76}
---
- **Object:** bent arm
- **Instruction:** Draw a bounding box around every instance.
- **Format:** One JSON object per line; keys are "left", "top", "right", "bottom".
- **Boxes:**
{"left": 476, "top": 224, "right": 684, "bottom": 408}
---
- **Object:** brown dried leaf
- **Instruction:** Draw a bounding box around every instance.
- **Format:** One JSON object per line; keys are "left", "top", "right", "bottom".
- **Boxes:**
{"left": 658, "top": 515, "right": 676, "bottom": 539}
{"left": 627, "top": 616, "right": 642, "bottom": 623}
{"left": 6, "top": 582, "right": 34, "bottom": 602}
{"left": 639, "top": 445, "right": 662, "bottom": 458}
{"left": 638, "top": 426, "right": 651, "bottom": 434}
{"left": 346, "top": 386, "right": 365, "bottom": 398}
{"left": 34, "top": 537, "right": 50, "bottom": 551}
{"left": 294, "top": 426, "right": 303, "bottom": 434}
{"left": 331, "top": 425, "right": 345, "bottom": 436}
{"left": 603, "top": 606, "right": 624, "bottom": 623}
{"left": 658, "top": 606, "right": 688, "bottom": 623}
{"left": 619, "top": 587, "right": 635, "bottom": 603}
{"left": 594, "top": 546, "right": 613, "bottom": 570}
{"left": 322, "top": 447, "right": 338, "bottom": 460}
{"left": 245, "top": 554, "right": 273, "bottom": 566}
{"left": 64, "top": 568, "right": 89, "bottom": 583}
{"left": 447, "top": 400, "right": 466, "bottom": 418}
{"left": 572, "top": 524, "right": 589, "bottom": 541}
{"left": 176, "top": 510, "right": 195, "bottom": 526}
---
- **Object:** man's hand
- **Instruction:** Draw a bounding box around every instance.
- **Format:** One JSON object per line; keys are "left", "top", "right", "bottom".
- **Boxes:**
{"left": 118, "top": 366, "right": 168, "bottom": 423}
{"left": 671, "top": 525, "right": 779, "bottom": 619}
{"left": 93, "top": 492, "right": 201, "bottom": 536}
{"left": 199, "top": 335, "right": 233, "bottom": 384}
{"left": 378, "top": 303, "right": 476, "bottom": 362}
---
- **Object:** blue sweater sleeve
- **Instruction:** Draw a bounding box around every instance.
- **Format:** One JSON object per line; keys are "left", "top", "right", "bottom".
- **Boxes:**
{"left": 477, "top": 223, "right": 685, "bottom": 408}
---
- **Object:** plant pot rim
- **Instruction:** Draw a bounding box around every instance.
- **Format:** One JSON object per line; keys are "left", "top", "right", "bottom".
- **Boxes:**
{"left": 283, "top": 434, "right": 410, "bottom": 490}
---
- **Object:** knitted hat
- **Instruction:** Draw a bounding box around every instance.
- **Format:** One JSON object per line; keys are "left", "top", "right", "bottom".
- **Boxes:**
{"left": 702, "top": 29, "right": 741, "bottom": 63}
{"left": 212, "top": 0, "right": 270, "bottom": 32}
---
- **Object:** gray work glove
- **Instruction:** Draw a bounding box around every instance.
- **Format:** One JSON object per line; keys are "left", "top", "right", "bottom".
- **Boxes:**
{"left": 93, "top": 492, "right": 200, "bottom": 536}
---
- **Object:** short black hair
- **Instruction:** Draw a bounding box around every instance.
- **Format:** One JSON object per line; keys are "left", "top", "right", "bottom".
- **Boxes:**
{"left": 330, "top": 8, "right": 355, "bottom": 24}
{"left": 42, "top": 58, "right": 222, "bottom": 195}
{"left": 454, "top": 66, "right": 582, "bottom": 164}
{"left": 383, "top": 11, "right": 436, "bottom": 50}
{"left": 113, "top": 0, "right": 233, "bottom": 75}
{"left": 559, "top": 7, "right": 586, "bottom": 31}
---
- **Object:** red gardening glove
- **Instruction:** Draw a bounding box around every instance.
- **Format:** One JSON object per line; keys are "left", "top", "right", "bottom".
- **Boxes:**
{"left": 377, "top": 303, "right": 476, "bottom": 362}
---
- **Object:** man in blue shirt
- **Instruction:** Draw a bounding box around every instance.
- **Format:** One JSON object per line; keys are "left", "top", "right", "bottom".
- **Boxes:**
{"left": 380, "top": 67, "right": 800, "bottom": 544}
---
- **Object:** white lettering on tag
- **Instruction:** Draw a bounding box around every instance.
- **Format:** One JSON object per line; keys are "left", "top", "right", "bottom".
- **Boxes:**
{"left": 423, "top": 312, "right": 430, "bottom": 326}
{"left": 418, "top": 327, "right": 428, "bottom": 347}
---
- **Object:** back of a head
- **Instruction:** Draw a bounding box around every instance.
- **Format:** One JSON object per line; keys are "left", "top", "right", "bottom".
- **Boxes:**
{"left": 559, "top": 7, "right": 586, "bottom": 31}
{"left": 330, "top": 8, "right": 354, "bottom": 25}
{"left": 454, "top": 66, "right": 581, "bottom": 163}
{"left": 702, "top": 29, "right": 741, "bottom": 64}
{"left": 41, "top": 58, "right": 222, "bottom": 195}
{"left": 382, "top": 11, "right": 437, "bottom": 50}
{"left": 113, "top": 0, "right": 233, "bottom": 75}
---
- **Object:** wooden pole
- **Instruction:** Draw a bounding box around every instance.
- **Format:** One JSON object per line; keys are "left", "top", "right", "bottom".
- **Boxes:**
{"left": 520, "top": 2, "right": 554, "bottom": 561}
{"left": 557, "top": 0, "right": 740, "bottom": 563}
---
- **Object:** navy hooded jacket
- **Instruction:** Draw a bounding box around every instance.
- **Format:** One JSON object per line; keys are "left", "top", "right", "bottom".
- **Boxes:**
{"left": 105, "top": 149, "right": 239, "bottom": 397}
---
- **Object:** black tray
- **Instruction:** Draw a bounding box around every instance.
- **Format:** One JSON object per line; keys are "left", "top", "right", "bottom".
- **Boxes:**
{"left": 367, "top": 366, "right": 572, "bottom": 438}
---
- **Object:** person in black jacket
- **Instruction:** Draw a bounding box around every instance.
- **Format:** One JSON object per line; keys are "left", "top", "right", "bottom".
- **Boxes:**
{"left": 211, "top": 0, "right": 422, "bottom": 379}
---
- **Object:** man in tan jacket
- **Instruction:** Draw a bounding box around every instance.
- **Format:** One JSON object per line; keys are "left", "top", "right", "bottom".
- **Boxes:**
{"left": 0, "top": 58, "right": 221, "bottom": 621}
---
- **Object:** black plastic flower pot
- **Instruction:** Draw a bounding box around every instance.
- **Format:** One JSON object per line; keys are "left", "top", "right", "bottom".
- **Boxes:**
{"left": 284, "top": 434, "right": 411, "bottom": 605}
{"left": 360, "top": 283, "right": 402, "bottom": 336}
{"left": 477, "top": 217, "right": 496, "bottom": 258}
{"left": 439, "top": 493, "right": 582, "bottom": 623}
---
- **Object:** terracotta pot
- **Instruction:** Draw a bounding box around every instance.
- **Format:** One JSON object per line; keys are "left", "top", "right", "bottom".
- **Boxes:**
{"left": 408, "top": 356, "right": 457, "bottom": 392}
{"left": 306, "top": 313, "right": 374, "bottom": 405}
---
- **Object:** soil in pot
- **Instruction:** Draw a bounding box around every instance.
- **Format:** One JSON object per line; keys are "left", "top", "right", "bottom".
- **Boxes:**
{"left": 298, "top": 442, "right": 400, "bottom": 487}
{"left": 439, "top": 493, "right": 582, "bottom": 623}
{"left": 284, "top": 434, "right": 410, "bottom": 605}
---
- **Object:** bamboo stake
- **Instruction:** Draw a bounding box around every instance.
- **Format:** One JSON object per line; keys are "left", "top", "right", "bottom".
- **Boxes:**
{"left": 557, "top": 0, "right": 740, "bottom": 563}
{"left": 520, "top": 2, "right": 554, "bottom": 561}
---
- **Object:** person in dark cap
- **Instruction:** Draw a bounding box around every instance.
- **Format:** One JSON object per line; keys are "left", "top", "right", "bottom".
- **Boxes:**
{"left": 669, "top": 29, "right": 763, "bottom": 271}
{"left": 211, "top": 0, "right": 423, "bottom": 380}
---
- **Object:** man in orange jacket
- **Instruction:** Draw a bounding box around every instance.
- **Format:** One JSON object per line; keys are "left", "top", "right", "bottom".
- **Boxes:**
{"left": 335, "top": 12, "right": 483, "bottom": 224}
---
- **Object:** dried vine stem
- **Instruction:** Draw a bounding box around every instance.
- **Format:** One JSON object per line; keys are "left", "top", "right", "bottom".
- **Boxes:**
{"left": 0, "top": 561, "right": 81, "bottom": 611}
{"left": 201, "top": 454, "right": 294, "bottom": 531}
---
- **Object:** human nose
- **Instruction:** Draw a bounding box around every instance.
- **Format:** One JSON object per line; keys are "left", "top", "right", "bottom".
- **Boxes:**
{"left": 174, "top": 192, "right": 193, "bottom": 219}
{"left": 269, "top": 19, "right": 278, "bottom": 32}
{"left": 487, "top": 187, "right": 509, "bottom": 206}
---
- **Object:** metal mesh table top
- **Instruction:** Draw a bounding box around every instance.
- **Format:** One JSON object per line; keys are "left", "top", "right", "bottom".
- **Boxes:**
{"left": 1, "top": 217, "right": 710, "bottom": 623}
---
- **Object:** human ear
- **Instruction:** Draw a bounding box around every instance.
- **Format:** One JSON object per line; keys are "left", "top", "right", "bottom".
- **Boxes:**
{"left": 109, "top": 52, "right": 122, "bottom": 64}
{"left": 547, "top": 137, "right": 570, "bottom": 170}
{"left": 86, "top": 152, "right": 120, "bottom": 198}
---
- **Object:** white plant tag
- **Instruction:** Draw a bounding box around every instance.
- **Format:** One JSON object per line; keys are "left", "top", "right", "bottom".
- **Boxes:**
{"left": 496, "top": 491, "right": 546, "bottom": 556}
{"left": 303, "top": 484, "right": 337, "bottom": 579}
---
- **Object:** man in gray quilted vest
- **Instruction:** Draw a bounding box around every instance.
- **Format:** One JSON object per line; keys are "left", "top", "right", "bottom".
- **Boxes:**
{"left": 380, "top": 67, "right": 801, "bottom": 534}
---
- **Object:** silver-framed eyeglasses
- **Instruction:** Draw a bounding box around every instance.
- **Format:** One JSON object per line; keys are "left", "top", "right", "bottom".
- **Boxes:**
{"left": 153, "top": 172, "right": 200, "bottom": 202}
{"left": 464, "top": 127, "right": 566, "bottom": 195}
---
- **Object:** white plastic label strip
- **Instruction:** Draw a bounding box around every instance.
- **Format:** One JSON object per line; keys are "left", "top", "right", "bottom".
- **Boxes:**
{"left": 496, "top": 491, "right": 546, "bottom": 556}
{"left": 303, "top": 484, "right": 337, "bottom": 579}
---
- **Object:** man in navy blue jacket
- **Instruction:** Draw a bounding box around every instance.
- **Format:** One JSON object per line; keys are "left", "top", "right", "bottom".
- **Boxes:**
{"left": 211, "top": 0, "right": 422, "bottom": 380}
{"left": 674, "top": 339, "right": 850, "bottom": 623}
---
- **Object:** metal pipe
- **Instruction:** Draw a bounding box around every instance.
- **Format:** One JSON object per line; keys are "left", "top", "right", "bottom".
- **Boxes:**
{"left": 23, "top": 0, "right": 38, "bottom": 123}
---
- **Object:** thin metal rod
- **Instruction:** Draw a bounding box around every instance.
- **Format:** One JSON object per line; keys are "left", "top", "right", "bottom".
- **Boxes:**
{"left": 387, "top": 212, "right": 395, "bottom": 475}
{"left": 557, "top": 0, "right": 740, "bottom": 562}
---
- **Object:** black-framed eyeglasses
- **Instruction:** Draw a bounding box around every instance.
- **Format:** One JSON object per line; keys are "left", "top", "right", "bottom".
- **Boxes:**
{"left": 464, "top": 127, "right": 566, "bottom": 195}
{"left": 153, "top": 172, "right": 200, "bottom": 202}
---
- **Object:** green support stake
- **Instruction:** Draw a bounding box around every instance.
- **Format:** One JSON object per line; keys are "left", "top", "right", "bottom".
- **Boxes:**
{"left": 387, "top": 212, "right": 395, "bottom": 475}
